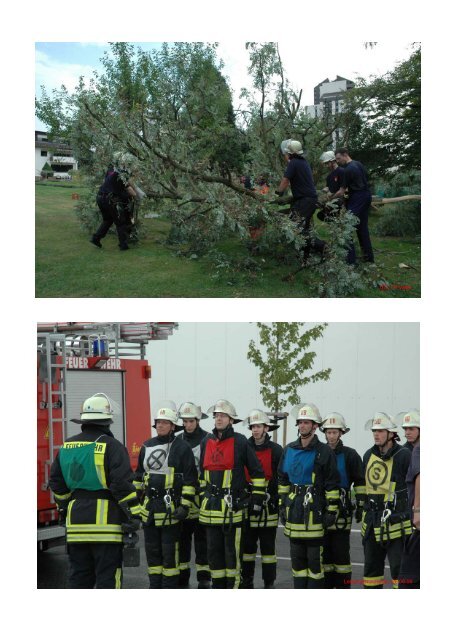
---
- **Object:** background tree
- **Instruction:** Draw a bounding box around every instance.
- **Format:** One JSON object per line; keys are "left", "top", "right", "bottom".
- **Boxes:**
{"left": 247, "top": 322, "right": 332, "bottom": 413}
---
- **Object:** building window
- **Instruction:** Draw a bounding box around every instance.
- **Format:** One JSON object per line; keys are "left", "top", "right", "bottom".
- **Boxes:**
{"left": 41, "top": 150, "right": 47, "bottom": 157}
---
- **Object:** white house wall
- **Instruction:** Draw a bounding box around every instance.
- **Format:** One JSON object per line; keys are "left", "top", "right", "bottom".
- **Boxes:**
{"left": 144, "top": 323, "right": 419, "bottom": 458}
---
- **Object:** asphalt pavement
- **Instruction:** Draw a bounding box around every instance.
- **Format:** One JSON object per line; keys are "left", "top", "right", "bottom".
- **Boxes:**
{"left": 37, "top": 524, "right": 393, "bottom": 589}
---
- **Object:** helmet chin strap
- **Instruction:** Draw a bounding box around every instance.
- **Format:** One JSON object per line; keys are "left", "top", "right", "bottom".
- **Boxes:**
{"left": 300, "top": 425, "right": 315, "bottom": 439}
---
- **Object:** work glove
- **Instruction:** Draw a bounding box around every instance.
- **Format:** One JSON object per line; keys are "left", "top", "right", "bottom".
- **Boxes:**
{"left": 122, "top": 518, "right": 141, "bottom": 534}
{"left": 172, "top": 505, "right": 189, "bottom": 521}
{"left": 355, "top": 505, "right": 364, "bottom": 523}
{"left": 323, "top": 510, "right": 337, "bottom": 529}
{"left": 279, "top": 506, "right": 287, "bottom": 526}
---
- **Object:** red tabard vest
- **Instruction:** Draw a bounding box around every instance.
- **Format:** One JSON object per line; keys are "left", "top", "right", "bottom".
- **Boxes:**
{"left": 203, "top": 437, "right": 235, "bottom": 470}
{"left": 245, "top": 448, "right": 272, "bottom": 482}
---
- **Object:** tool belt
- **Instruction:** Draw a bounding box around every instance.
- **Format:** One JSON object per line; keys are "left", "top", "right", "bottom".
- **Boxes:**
{"left": 288, "top": 484, "right": 324, "bottom": 527}
{"left": 72, "top": 489, "right": 112, "bottom": 500}
{"left": 364, "top": 491, "right": 410, "bottom": 545}
{"left": 335, "top": 488, "right": 353, "bottom": 530}
{"left": 205, "top": 484, "right": 250, "bottom": 532}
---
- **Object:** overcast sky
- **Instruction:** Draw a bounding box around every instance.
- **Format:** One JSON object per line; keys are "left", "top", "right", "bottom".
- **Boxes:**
{"left": 35, "top": 41, "right": 415, "bottom": 131}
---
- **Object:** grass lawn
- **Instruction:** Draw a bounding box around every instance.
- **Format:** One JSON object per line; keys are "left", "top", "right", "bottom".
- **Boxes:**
{"left": 35, "top": 182, "right": 421, "bottom": 298}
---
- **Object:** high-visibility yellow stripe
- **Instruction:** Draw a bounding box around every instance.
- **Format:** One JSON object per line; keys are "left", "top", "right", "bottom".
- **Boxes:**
{"left": 335, "top": 564, "right": 352, "bottom": 573}
{"left": 307, "top": 568, "right": 324, "bottom": 580}
{"left": 211, "top": 569, "right": 226, "bottom": 579}
{"left": 261, "top": 555, "right": 277, "bottom": 564}
{"left": 326, "top": 489, "right": 340, "bottom": 500}
{"left": 252, "top": 477, "right": 266, "bottom": 488}
{"left": 118, "top": 492, "right": 137, "bottom": 504}
{"left": 182, "top": 485, "right": 196, "bottom": 496}
{"left": 115, "top": 568, "right": 122, "bottom": 589}
{"left": 179, "top": 562, "right": 190, "bottom": 571}
{"left": 323, "top": 564, "right": 334, "bottom": 572}
{"left": 222, "top": 470, "right": 232, "bottom": 489}
{"left": 96, "top": 499, "right": 109, "bottom": 525}
{"left": 279, "top": 485, "right": 290, "bottom": 495}
{"left": 93, "top": 447, "right": 107, "bottom": 488}
{"left": 148, "top": 566, "right": 162, "bottom": 575}
{"left": 292, "top": 568, "right": 308, "bottom": 577}
{"left": 363, "top": 575, "right": 385, "bottom": 587}
{"left": 195, "top": 564, "right": 210, "bottom": 573}
{"left": 243, "top": 554, "right": 256, "bottom": 562}
{"left": 165, "top": 467, "right": 175, "bottom": 489}
{"left": 67, "top": 534, "right": 123, "bottom": 543}
{"left": 54, "top": 491, "right": 72, "bottom": 500}
{"left": 162, "top": 567, "right": 180, "bottom": 577}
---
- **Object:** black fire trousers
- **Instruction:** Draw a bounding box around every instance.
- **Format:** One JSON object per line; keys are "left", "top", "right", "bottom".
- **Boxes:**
{"left": 289, "top": 538, "right": 325, "bottom": 588}
{"left": 143, "top": 523, "right": 181, "bottom": 589}
{"left": 289, "top": 197, "right": 325, "bottom": 263}
{"left": 67, "top": 542, "right": 123, "bottom": 588}
{"left": 241, "top": 525, "right": 277, "bottom": 587}
{"left": 323, "top": 530, "right": 352, "bottom": 588}
{"left": 398, "top": 530, "right": 420, "bottom": 589}
{"left": 178, "top": 518, "right": 210, "bottom": 586}
{"left": 346, "top": 192, "right": 374, "bottom": 264}
{"left": 94, "top": 194, "right": 129, "bottom": 249}
{"left": 205, "top": 524, "right": 243, "bottom": 589}
{"left": 363, "top": 531, "right": 404, "bottom": 588}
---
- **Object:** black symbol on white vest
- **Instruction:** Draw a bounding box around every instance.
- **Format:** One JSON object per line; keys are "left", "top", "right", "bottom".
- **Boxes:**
{"left": 147, "top": 449, "right": 167, "bottom": 470}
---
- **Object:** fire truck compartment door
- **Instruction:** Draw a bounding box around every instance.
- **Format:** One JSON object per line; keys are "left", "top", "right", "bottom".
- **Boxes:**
{"left": 65, "top": 370, "right": 125, "bottom": 444}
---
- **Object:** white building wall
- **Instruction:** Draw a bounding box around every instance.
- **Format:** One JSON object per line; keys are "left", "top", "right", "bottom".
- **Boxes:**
{"left": 145, "top": 323, "right": 419, "bottom": 458}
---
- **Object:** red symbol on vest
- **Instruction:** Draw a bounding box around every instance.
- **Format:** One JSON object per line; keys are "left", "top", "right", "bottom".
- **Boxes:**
{"left": 203, "top": 437, "right": 235, "bottom": 470}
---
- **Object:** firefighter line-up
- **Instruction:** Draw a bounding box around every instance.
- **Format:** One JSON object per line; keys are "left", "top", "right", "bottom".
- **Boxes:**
{"left": 49, "top": 397, "right": 420, "bottom": 589}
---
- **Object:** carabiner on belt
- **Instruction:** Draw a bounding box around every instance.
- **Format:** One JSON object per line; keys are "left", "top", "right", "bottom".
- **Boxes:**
{"left": 263, "top": 492, "right": 271, "bottom": 506}
{"left": 224, "top": 492, "right": 233, "bottom": 510}
{"left": 303, "top": 488, "right": 313, "bottom": 508}
{"left": 164, "top": 491, "right": 172, "bottom": 511}
{"left": 381, "top": 508, "right": 392, "bottom": 524}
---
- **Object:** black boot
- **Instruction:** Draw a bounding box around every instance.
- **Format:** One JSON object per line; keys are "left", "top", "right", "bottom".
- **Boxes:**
{"left": 90, "top": 236, "right": 102, "bottom": 248}
{"left": 264, "top": 582, "right": 275, "bottom": 588}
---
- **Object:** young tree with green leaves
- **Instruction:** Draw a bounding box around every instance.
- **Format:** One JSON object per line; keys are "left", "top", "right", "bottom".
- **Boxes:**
{"left": 247, "top": 322, "right": 331, "bottom": 412}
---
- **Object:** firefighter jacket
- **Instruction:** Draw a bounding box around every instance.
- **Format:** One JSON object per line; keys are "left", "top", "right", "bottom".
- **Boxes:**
{"left": 327, "top": 440, "right": 366, "bottom": 532}
{"left": 177, "top": 425, "right": 209, "bottom": 520}
{"left": 246, "top": 434, "right": 283, "bottom": 528}
{"left": 278, "top": 435, "right": 341, "bottom": 540}
{"left": 362, "top": 442, "right": 412, "bottom": 544}
{"left": 134, "top": 432, "right": 198, "bottom": 527}
{"left": 49, "top": 423, "right": 140, "bottom": 544}
{"left": 198, "top": 425, "right": 266, "bottom": 527}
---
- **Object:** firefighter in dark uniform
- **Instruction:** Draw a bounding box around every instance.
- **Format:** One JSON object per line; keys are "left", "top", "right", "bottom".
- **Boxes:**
{"left": 278, "top": 403, "right": 340, "bottom": 588}
{"left": 319, "top": 412, "right": 366, "bottom": 588}
{"left": 175, "top": 402, "right": 211, "bottom": 589}
{"left": 198, "top": 399, "right": 266, "bottom": 589}
{"left": 317, "top": 151, "right": 346, "bottom": 222}
{"left": 276, "top": 139, "right": 325, "bottom": 263}
{"left": 49, "top": 393, "right": 141, "bottom": 588}
{"left": 334, "top": 147, "right": 374, "bottom": 264}
{"left": 91, "top": 152, "right": 137, "bottom": 251}
{"left": 240, "top": 409, "right": 283, "bottom": 589}
{"left": 396, "top": 410, "right": 420, "bottom": 589}
{"left": 362, "top": 412, "right": 412, "bottom": 588}
{"left": 134, "top": 403, "right": 198, "bottom": 589}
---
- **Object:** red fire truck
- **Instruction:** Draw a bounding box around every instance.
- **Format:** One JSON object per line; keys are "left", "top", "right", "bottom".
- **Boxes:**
{"left": 37, "top": 322, "right": 178, "bottom": 550}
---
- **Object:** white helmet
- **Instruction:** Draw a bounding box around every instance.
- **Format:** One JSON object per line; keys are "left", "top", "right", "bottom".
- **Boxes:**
{"left": 365, "top": 412, "right": 398, "bottom": 433}
{"left": 79, "top": 393, "right": 114, "bottom": 421}
{"left": 287, "top": 140, "right": 304, "bottom": 156}
{"left": 394, "top": 409, "right": 420, "bottom": 429}
{"left": 208, "top": 399, "right": 242, "bottom": 424}
{"left": 154, "top": 400, "right": 179, "bottom": 425}
{"left": 113, "top": 151, "right": 137, "bottom": 171}
{"left": 280, "top": 139, "right": 292, "bottom": 155}
{"left": 244, "top": 409, "right": 277, "bottom": 431}
{"left": 291, "top": 403, "right": 322, "bottom": 425}
{"left": 178, "top": 402, "right": 208, "bottom": 420}
{"left": 320, "top": 412, "right": 350, "bottom": 434}
{"left": 320, "top": 151, "right": 335, "bottom": 163}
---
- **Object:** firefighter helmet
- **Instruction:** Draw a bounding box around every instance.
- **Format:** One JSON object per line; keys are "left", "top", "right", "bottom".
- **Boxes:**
{"left": 320, "top": 151, "right": 335, "bottom": 163}
{"left": 207, "top": 399, "right": 242, "bottom": 424}
{"left": 244, "top": 409, "right": 279, "bottom": 432}
{"left": 320, "top": 412, "right": 350, "bottom": 434}
{"left": 365, "top": 412, "right": 398, "bottom": 432}
{"left": 287, "top": 140, "right": 303, "bottom": 156}
{"left": 79, "top": 393, "right": 114, "bottom": 421}
{"left": 154, "top": 401, "right": 179, "bottom": 425}
{"left": 178, "top": 402, "right": 208, "bottom": 420}
{"left": 291, "top": 403, "right": 322, "bottom": 425}
{"left": 394, "top": 409, "right": 420, "bottom": 429}
{"left": 280, "top": 139, "right": 292, "bottom": 155}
